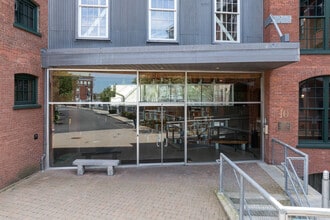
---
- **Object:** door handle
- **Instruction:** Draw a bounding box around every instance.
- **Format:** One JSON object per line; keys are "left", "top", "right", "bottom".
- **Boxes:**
{"left": 156, "top": 134, "right": 161, "bottom": 147}
{"left": 164, "top": 138, "right": 168, "bottom": 147}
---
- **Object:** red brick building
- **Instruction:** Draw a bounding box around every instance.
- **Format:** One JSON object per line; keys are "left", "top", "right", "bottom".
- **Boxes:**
{"left": 0, "top": 0, "right": 47, "bottom": 189}
{"left": 264, "top": 0, "right": 330, "bottom": 177}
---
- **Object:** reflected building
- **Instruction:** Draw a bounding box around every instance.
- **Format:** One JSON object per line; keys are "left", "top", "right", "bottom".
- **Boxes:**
{"left": 75, "top": 76, "right": 94, "bottom": 102}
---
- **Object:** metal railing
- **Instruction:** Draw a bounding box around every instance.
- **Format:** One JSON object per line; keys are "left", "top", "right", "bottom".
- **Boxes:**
{"left": 217, "top": 153, "right": 330, "bottom": 220}
{"left": 283, "top": 157, "right": 310, "bottom": 207}
{"left": 271, "top": 138, "right": 309, "bottom": 194}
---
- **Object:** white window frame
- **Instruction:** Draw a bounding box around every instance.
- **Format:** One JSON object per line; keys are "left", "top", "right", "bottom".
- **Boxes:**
{"left": 77, "top": 0, "right": 109, "bottom": 39}
{"left": 213, "top": 0, "right": 240, "bottom": 43}
{"left": 148, "top": 0, "right": 178, "bottom": 42}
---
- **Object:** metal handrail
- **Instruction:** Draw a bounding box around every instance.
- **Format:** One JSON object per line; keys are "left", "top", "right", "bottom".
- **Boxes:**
{"left": 271, "top": 138, "right": 309, "bottom": 194}
{"left": 283, "top": 158, "right": 310, "bottom": 207}
{"left": 218, "top": 153, "right": 330, "bottom": 219}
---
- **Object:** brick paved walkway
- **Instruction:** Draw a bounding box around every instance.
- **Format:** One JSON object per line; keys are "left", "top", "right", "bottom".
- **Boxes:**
{"left": 0, "top": 165, "right": 228, "bottom": 220}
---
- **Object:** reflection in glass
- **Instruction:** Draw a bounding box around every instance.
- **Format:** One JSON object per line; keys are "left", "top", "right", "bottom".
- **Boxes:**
{"left": 299, "top": 77, "right": 325, "bottom": 142}
{"left": 187, "top": 104, "right": 261, "bottom": 162}
{"left": 48, "top": 70, "right": 262, "bottom": 166}
{"left": 50, "top": 71, "right": 137, "bottom": 103}
{"left": 139, "top": 106, "right": 184, "bottom": 163}
{"left": 139, "top": 72, "right": 184, "bottom": 102}
{"left": 50, "top": 104, "right": 137, "bottom": 167}
{"left": 149, "top": 0, "right": 176, "bottom": 40}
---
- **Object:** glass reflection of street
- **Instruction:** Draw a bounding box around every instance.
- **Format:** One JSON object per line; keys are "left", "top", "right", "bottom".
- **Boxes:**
{"left": 51, "top": 105, "right": 137, "bottom": 166}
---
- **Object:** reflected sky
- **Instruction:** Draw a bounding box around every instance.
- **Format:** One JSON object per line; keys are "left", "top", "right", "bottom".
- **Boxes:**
{"left": 92, "top": 73, "right": 136, "bottom": 93}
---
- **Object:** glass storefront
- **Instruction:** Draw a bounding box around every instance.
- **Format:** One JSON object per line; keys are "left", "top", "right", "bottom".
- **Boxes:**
{"left": 48, "top": 70, "right": 262, "bottom": 167}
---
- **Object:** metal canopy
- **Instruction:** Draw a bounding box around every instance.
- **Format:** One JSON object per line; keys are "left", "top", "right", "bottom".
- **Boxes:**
{"left": 41, "top": 43, "right": 300, "bottom": 71}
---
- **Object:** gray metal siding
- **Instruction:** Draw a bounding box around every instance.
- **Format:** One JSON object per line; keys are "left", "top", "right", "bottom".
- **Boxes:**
{"left": 241, "top": 0, "right": 263, "bottom": 43}
{"left": 48, "top": 0, "right": 263, "bottom": 49}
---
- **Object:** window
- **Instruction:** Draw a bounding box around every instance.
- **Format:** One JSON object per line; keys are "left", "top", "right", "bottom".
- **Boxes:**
{"left": 14, "top": 74, "right": 40, "bottom": 109}
{"left": 214, "top": 0, "right": 240, "bottom": 42}
{"left": 299, "top": 76, "right": 330, "bottom": 147}
{"left": 148, "top": 0, "right": 177, "bottom": 41}
{"left": 78, "top": 0, "right": 109, "bottom": 39}
{"left": 300, "top": 0, "right": 330, "bottom": 51}
{"left": 14, "top": 0, "right": 40, "bottom": 35}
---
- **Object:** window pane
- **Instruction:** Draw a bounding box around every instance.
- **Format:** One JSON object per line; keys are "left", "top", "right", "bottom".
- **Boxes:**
{"left": 299, "top": 0, "right": 326, "bottom": 50}
{"left": 216, "top": 0, "right": 238, "bottom": 13}
{"left": 299, "top": 109, "right": 323, "bottom": 140}
{"left": 14, "top": 74, "right": 37, "bottom": 105}
{"left": 15, "top": 0, "right": 38, "bottom": 32}
{"left": 299, "top": 77, "right": 323, "bottom": 108}
{"left": 79, "top": 1, "right": 108, "bottom": 38}
{"left": 149, "top": 0, "right": 176, "bottom": 40}
{"left": 50, "top": 104, "right": 137, "bottom": 167}
{"left": 300, "top": 18, "right": 325, "bottom": 49}
{"left": 139, "top": 72, "right": 184, "bottom": 102}
{"left": 151, "top": 0, "right": 174, "bottom": 9}
{"left": 187, "top": 73, "right": 260, "bottom": 104}
{"left": 300, "top": 0, "right": 324, "bottom": 16}
{"left": 81, "top": 0, "right": 107, "bottom": 6}
{"left": 215, "top": 0, "right": 239, "bottom": 42}
{"left": 150, "top": 11, "right": 174, "bottom": 39}
{"left": 50, "top": 71, "right": 137, "bottom": 103}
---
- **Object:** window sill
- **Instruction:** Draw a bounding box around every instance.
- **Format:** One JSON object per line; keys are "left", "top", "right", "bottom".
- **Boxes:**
{"left": 147, "top": 40, "right": 179, "bottom": 44}
{"left": 13, "top": 104, "right": 42, "bottom": 110}
{"left": 300, "top": 49, "right": 330, "bottom": 55}
{"left": 297, "top": 142, "right": 330, "bottom": 149}
{"left": 75, "top": 37, "right": 111, "bottom": 41}
{"left": 13, "top": 23, "right": 41, "bottom": 37}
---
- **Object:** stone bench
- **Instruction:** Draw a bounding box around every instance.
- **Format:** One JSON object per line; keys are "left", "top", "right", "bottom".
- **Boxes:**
{"left": 72, "top": 159, "right": 120, "bottom": 176}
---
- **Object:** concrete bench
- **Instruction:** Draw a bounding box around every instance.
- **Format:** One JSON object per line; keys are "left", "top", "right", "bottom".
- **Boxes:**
{"left": 72, "top": 159, "right": 120, "bottom": 176}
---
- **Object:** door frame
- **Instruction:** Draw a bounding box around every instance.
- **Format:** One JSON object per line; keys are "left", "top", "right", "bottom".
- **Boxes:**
{"left": 137, "top": 102, "right": 186, "bottom": 166}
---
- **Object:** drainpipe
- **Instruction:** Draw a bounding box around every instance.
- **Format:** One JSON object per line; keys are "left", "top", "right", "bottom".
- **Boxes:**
{"left": 40, "top": 154, "right": 46, "bottom": 172}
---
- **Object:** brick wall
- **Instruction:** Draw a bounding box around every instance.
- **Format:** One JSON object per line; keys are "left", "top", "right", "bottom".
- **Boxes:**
{"left": 264, "top": 0, "right": 299, "bottom": 42}
{"left": 264, "top": 55, "right": 330, "bottom": 174}
{"left": 263, "top": 0, "right": 330, "bottom": 175}
{"left": 0, "top": 0, "right": 48, "bottom": 189}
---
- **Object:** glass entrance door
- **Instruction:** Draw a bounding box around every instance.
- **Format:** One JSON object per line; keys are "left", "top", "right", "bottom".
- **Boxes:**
{"left": 139, "top": 106, "right": 184, "bottom": 164}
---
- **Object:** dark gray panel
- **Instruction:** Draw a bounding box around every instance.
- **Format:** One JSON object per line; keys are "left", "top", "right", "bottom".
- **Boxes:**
{"left": 179, "top": 0, "right": 212, "bottom": 44}
{"left": 48, "top": 0, "right": 264, "bottom": 49}
{"left": 42, "top": 43, "right": 300, "bottom": 71}
{"left": 49, "top": 0, "right": 76, "bottom": 48}
{"left": 111, "top": 0, "right": 147, "bottom": 46}
{"left": 241, "top": 0, "right": 263, "bottom": 43}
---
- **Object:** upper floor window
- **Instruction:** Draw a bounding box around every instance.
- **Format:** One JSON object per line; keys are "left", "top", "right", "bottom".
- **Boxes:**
{"left": 78, "top": 0, "right": 109, "bottom": 39}
{"left": 14, "top": 74, "right": 40, "bottom": 109}
{"left": 214, "top": 0, "right": 240, "bottom": 43}
{"left": 300, "top": 0, "right": 330, "bottom": 52}
{"left": 148, "top": 0, "right": 177, "bottom": 42}
{"left": 14, "top": 0, "right": 40, "bottom": 35}
{"left": 299, "top": 76, "right": 330, "bottom": 147}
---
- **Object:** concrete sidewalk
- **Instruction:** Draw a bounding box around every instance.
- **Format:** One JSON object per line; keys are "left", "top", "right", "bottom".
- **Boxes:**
{"left": 0, "top": 165, "right": 228, "bottom": 220}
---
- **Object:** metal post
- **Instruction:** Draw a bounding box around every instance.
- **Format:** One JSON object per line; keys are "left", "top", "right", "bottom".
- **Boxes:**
{"left": 239, "top": 175, "right": 244, "bottom": 220}
{"left": 322, "top": 170, "right": 329, "bottom": 208}
{"left": 219, "top": 155, "right": 224, "bottom": 193}
{"left": 304, "top": 154, "right": 309, "bottom": 194}
{"left": 278, "top": 209, "right": 286, "bottom": 220}
{"left": 271, "top": 139, "right": 274, "bottom": 164}
{"left": 284, "top": 147, "right": 288, "bottom": 193}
